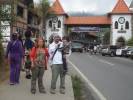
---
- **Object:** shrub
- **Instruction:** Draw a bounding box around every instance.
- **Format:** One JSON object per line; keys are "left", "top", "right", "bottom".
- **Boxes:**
{"left": 127, "top": 37, "right": 133, "bottom": 46}
{"left": 0, "top": 33, "right": 4, "bottom": 66}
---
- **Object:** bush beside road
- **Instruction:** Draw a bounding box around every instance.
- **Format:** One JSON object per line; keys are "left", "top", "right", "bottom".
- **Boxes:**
{"left": 68, "top": 62, "right": 95, "bottom": 100}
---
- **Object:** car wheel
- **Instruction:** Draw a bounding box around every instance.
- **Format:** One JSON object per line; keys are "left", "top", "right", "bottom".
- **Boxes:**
{"left": 80, "top": 50, "right": 83, "bottom": 53}
{"left": 110, "top": 52, "right": 115, "bottom": 57}
{"left": 102, "top": 54, "right": 105, "bottom": 56}
{"left": 71, "top": 49, "right": 74, "bottom": 52}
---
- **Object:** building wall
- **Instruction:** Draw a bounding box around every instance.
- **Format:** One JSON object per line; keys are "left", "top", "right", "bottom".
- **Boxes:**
{"left": 12, "top": 2, "right": 28, "bottom": 35}
{"left": 111, "top": 15, "right": 132, "bottom": 45}
{"left": 129, "top": 8, "right": 133, "bottom": 37}
{"left": 46, "top": 15, "right": 66, "bottom": 42}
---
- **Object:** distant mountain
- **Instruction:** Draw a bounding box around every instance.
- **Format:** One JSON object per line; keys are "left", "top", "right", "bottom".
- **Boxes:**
{"left": 67, "top": 11, "right": 106, "bottom": 16}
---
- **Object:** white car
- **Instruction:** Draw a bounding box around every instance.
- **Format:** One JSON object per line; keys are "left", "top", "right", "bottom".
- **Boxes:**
{"left": 116, "top": 46, "right": 131, "bottom": 56}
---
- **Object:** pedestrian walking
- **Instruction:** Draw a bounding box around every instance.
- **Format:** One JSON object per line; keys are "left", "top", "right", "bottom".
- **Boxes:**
{"left": 30, "top": 37, "right": 49, "bottom": 94}
{"left": 18, "top": 33, "right": 25, "bottom": 71}
{"left": 24, "top": 30, "right": 34, "bottom": 78}
{"left": 5, "top": 32, "right": 24, "bottom": 85}
{"left": 49, "top": 34, "right": 66, "bottom": 94}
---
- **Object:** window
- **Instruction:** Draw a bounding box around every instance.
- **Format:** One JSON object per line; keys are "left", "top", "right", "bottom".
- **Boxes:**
{"left": 125, "top": 21, "right": 129, "bottom": 29}
{"left": 115, "top": 21, "right": 118, "bottom": 29}
{"left": 17, "top": 5, "right": 24, "bottom": 18}
{"left": 49, "top": 20, "right": 52, "bottom": 28}
{"left": 58, "top": 20, "right": 61, "bottom": 28}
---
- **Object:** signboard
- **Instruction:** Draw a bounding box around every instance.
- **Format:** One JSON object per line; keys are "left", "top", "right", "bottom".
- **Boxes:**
{"left": 71, "top": 27, "right": 100, "bottom": 33}
{"left": 117, "top": 30, "right": 126, "bottom": 33}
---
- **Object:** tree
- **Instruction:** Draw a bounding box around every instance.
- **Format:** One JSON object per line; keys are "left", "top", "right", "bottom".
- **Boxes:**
{"left": 127, "top": 37, "right": 133, "bottom": 46}
{"left": 103, "top": 32, "right": 110, "bottom": 45}
{"left": 0, "top": 0, "right": 18, "bottom": 66}
{"left": 34, "top": 0, "right": 52, "bottom": 35}
{"left": 0, "top": 0, "right": 18, "bottom": 34}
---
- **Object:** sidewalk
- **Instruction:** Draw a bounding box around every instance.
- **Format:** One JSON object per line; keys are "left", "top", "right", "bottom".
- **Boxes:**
{"left": 0, "top": 68, "right": 74, "bottom": 100}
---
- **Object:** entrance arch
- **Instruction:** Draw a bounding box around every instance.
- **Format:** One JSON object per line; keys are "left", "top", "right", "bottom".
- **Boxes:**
{"left": 116, "top": 37, "right": 125, "bottom": 46}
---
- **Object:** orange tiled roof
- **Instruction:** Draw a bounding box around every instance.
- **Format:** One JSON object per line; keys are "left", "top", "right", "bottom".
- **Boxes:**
{"left": 50, "top": 0, "right": 66, "bottom": 15}
{"left": 111, "top": 0, "right": 131, "bottom": 14}
{"left": 65, "top": 16, "right": 111, "bottom": 25}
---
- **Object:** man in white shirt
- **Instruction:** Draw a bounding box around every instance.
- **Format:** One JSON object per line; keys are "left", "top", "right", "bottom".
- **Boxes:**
{"left": 49, "top": 34, "right": 65, "bottom": 94}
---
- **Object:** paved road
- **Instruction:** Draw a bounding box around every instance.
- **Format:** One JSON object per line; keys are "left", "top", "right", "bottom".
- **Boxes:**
{"left": 69, "top": 53, "right": 133, "bottom": 100}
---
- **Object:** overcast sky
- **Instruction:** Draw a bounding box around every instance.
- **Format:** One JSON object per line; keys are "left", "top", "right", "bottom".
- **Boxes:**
{"left": 34, "top": 0, "right": 132, "bottom": 14}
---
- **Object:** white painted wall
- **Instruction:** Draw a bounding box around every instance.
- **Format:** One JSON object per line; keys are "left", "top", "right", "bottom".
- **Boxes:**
{"left": 1, "top": 21, "right": 11, "bottom": 49}
{"left": 46, "top": 15, "right": 66, "bottom": 42}
{"left": 111, "top": 15, "right": 132, "bottom": 45}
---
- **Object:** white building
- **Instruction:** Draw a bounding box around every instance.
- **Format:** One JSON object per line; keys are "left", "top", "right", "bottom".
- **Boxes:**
{"left": 46, "top": 0, "right": 133, "bottom": 46}
{"left": 110, "top": 0, "right": 132, "bottom": 45}
{"left": 45, "top": 0, "right": 68, "bottom": 41}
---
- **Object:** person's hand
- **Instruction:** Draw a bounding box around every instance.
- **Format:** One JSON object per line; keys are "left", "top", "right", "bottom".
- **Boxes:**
{"left": 31, "top": 62, "right": 35, "bottom": 69}
{"left": 22, "top": 58, "right": 25, "bottom": 65}
{"left": 5, "top": 58, "right": 9, "bottom": 65}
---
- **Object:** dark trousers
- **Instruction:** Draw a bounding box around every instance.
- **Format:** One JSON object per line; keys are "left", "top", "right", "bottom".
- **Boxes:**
{"left": 10, "top": 59, "right": 21, "bottom": 84}
{"left": 31, "top": 67, "right": 45, "bottom": 91}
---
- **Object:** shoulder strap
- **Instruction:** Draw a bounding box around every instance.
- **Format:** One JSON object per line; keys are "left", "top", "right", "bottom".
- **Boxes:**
{"left": 51, "top": 44, "right": 60, "bottom": 60}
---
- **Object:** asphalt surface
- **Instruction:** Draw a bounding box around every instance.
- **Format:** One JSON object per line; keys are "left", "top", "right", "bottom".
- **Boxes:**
{"left": 69, "top": 52, "right": 133, "bottom": 100}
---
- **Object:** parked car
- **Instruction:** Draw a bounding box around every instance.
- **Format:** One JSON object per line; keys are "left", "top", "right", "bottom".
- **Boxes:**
{"left": 126, "top": 47, "right": 133, "bottom": 57}
{"left": 116, "top": 46, "right": 131, "bottom": 56}
{"left": 131, "top": 51, "right": 133, "bottom": 59}
{"left": 122, "top": 47, "right": 133, "bottom": 57}
{"left": 71, "top": 42, "right": 84, "bottom": 53}
{"left": 101, "top": 45, "right": 118, "bottom": 57}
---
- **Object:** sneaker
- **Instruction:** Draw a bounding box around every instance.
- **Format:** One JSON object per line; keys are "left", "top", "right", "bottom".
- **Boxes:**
{"left": 25, "top": 75, "right": 31, "bottom": 79}
{"left": 39, "top": 89, "right": 46, "bottom": 94}
{"left": 50, "top": 89, "right": 56, "bottom": 94}
{"left": 9, "top": 83, "right": 15, "bottom": 85}
{"left": 31, "top": 89, "right": 36, "bottom": 94}
{"left": 60, "top": 88, "right": 65, "bottom": 94}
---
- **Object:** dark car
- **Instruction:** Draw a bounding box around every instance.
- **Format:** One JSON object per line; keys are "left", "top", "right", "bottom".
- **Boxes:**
{"left": 122, "top": 47, "right": 133, "bottom": 57}
{"left": 101, "top": 45, "right": 119, "bottom": 57}
{"left": 131, "top": 51, "right": 133, "bottom": 59}
{"left": 126, "top": 47, "right": 133, "bottom": 57}
{"left": 71, "top": 42, "right": 84, "bottom": 53}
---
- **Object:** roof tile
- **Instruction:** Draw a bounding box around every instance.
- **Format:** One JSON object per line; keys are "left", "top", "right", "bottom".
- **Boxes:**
{"left": 111, "top": 0, "right": 131, "bottom": 14}
{"left": 50, "top": 0, "right": 66, "bottom": 15}
{"left": 65, "top": 16, "right": 111, "bottom": 25}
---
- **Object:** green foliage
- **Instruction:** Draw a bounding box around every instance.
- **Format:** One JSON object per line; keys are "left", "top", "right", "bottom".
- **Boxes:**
{"left": 34, "top": 0, "right": 52, "bottom": 21}
{"left": 103, "top": 32, "right": 110, "bottom": 45}
{"left": 127, "top": 37, "right": 133, "bottom": 46}
{"left": 0, "top": 36, "right": 4, "bottom": 66}
{"left": 72, "top": 76, "right": 83, "bottom": 100}
{"left": 0, "top": 5, "right": 11, "bottom": 22}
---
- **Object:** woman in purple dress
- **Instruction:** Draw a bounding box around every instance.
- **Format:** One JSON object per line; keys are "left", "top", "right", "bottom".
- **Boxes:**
{"left": 5, "top": 33, "right": 24, "bottom": 85}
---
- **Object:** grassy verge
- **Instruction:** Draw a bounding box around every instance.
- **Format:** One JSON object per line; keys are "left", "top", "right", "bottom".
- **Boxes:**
{"left": 0, "top": 63, "right": 9, "bottom": 84}
{"left": 72, "top": 75, "right": 95, "bottom": 100}
{"left": 72, "top": 76, "right": 83, "bottom": 100}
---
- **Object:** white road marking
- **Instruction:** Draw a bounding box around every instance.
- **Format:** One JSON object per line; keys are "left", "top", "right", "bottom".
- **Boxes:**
{"left": 68, "top": 60, "right": 107, "bottom": 100}
{"left": 99, "top": 60, "right": 114, "bottom": 66}
{"left": 87, "top": 55, "right": 97, "bottom": 59}
{"left": 88, "top": 55, "right": 93, "bottom": 58}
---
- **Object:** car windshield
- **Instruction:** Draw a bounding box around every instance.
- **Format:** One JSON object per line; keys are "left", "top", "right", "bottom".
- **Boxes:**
{"left": 110, "top": 46, "right": 118, "bottom": 49}
{"left": 72, "top": 42, "right": 83, "bottom": 47}
{"left": 128, "top": 47, "right": 133, "bottom": 50}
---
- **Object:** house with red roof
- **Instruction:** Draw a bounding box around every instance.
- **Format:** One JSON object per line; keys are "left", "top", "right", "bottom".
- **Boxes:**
{"left": 46, "top": 0, "right": 133, "bottom": 45}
